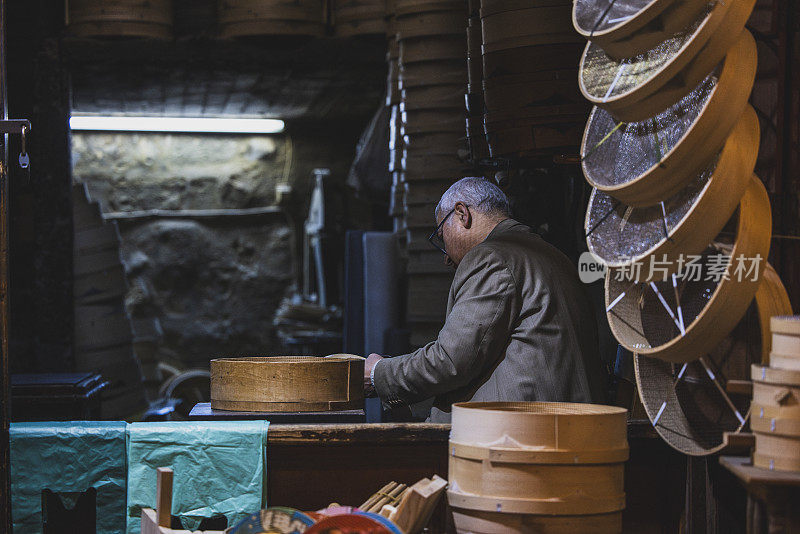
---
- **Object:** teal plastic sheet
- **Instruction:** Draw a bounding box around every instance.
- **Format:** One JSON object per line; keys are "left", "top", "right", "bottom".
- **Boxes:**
{"left": 10, "top": 421, "right": 128, "bottom": 534}
{"left": 127, "top": 420, "right": 269, "bottom": 533}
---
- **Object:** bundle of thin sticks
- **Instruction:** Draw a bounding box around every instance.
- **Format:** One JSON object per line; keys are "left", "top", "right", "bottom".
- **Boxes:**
{"left": 359, "top": 481, "right": 409, "bottom": 514}
{"left": 358, "top": 476, "right": 448, "bottom": 533}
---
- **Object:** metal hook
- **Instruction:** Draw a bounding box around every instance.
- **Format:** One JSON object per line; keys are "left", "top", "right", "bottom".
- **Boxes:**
{"left": 19, "top": 125, "right": 30, "bottom": 169}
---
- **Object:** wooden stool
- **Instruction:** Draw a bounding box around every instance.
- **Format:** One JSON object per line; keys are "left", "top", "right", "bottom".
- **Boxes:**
{"left": 719, "top": 456, "right": 800, "bottom": 534}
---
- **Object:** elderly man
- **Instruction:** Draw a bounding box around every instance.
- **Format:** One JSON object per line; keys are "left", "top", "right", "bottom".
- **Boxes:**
{"left": 364, "top": 177, "right": 607, "bottom": 422}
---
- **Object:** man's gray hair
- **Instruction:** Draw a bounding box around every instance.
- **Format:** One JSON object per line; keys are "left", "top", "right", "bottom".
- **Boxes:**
{"left": 435, "top": 177, "right": 511, "bottom": 220}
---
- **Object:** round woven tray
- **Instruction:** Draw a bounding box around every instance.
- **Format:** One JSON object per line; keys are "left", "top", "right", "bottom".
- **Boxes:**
{"left": 634, "top": 263, "right": 791, "bottom": 456}
{"left": 580, "top": 31, "right": 756, "bottom": 206}
{"left": 572, "top": 0, "right": 708, "bottom": 60}
{"left": 585, "top": 104, "right": 758, "bottom": 276}
{"left": 578, "top": 0, "right": 755, "bottom": 121}
{"left": 604, "top": 175, "right": 772, "bottom": 363}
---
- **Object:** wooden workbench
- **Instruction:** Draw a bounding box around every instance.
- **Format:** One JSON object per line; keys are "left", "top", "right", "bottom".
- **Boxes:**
{"left": 262, "top": 421, "right": 686, "bottom": 534}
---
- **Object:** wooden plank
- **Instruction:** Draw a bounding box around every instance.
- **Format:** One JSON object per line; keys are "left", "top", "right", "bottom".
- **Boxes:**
{"left": 156, "top": 467, "right": 173, "bottom": 527}
{"left": 266, "top": 423, "right": 451, "bottom": 444}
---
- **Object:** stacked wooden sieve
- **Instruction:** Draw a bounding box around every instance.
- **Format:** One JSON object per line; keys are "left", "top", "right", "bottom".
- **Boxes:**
{"left": 332, "top": 0, "right": 388, "bottom": 37}
{"left": 446, "top": 401, "right": 629, "bottom": 534}
{"left": 390, "top": 0, "right": 472, "bottom": 344}
{"left": 479, "top": 0, "right": 587, "bottom": 159}
{"left": 750, "top": 316, "right": 800, "bottom": 472}
{"left": 464, "top": 0, "right": 487, "bottom": 163}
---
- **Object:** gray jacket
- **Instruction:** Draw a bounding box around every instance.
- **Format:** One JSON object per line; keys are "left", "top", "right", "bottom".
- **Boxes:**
{"left": 374, "top": 219, "right": 607, "bottom": 423}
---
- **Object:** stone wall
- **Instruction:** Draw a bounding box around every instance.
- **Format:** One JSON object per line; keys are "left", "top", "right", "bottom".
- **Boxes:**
{"left": 72, "top": 129, "right": 358, "bottom": 369}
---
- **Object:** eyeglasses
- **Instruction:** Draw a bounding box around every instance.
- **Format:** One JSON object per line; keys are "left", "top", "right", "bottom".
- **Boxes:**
{"left": 427, "top": 206, "right": 463, "bottom": 255}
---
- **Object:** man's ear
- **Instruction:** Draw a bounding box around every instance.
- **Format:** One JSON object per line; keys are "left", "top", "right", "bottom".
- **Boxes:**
{"left": 454, "top": 202, "right": 471, "bottom": 228}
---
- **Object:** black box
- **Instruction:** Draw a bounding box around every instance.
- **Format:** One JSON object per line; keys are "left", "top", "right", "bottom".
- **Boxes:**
{"left": 11, "top": 372, "right": 108, "bottom": 421}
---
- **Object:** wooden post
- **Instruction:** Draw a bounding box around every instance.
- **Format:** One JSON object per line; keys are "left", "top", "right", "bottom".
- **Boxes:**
{"left": 156, "top": 467, "right": 173, "bottom": 528}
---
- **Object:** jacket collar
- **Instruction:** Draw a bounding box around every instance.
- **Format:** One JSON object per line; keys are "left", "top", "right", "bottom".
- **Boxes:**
{"left": 485, "top": 218, "right": 527, "bottom": 241}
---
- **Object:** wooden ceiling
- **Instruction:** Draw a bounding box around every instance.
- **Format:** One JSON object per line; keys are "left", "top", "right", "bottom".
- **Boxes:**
{"left": 65, "top": 35, "right": 388, "bottom": 123}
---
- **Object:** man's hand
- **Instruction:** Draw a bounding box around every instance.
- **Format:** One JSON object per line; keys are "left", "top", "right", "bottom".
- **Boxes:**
{"left": 364, "top": 353, "right": 385, "bottom": 397}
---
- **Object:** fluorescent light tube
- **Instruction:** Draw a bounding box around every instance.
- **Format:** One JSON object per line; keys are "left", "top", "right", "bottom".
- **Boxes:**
{"left": 69, "top": 116, "right": 285, "bottom": 134}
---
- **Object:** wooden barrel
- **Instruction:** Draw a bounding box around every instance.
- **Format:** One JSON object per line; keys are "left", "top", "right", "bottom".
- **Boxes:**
{"left": 218, "top": 0, "right": 326, "bottom": 38}
{"left": 403, "top": 179, "right": 453, "bottom": 207}
{"left": 400, "top": 107, "right": 465, "bottom": 135}
{"left": 67, "top": 0, "right": 173, "bottom": 39}
{"left": 467, "top": 17, "right": 482, "bottom": 87}
{"left": 585, "top": 104, "right": 759, "bottom": 275}
{"left": 401, "top": 84, "right": 464, "bottom": 110}
{"left": 484, "top": 114, "right": 586, "bottom": 158}
{"left": 604, "top": 174, "right": 772, "bottom": 363}
{"left": 407, "top": 249, "right": 454, "bottom": 275}
{"left": 572, "top": 0, "right": 708, "bottom": 60}
{"left": 400, "top": 35, "right": 465, "bottom": 63}
{"left": 447, "top": 402, "right": 628, "bottom": 534}
{"left": 210, "top": 356, "right": 364, "bottom": 411}
{"left": 407, "top": 273, "right": 452, "bottom": 322}
{"left": 389, "top": 182, "right": 404, "bottom": 216}
{"left": 482, "top": 43, "right": 584, "bottom": 81}
{"left": 480, "top": 0, "right": 580, "bottom": 54}
{"left": 750, "top": 365, "right": 800, "bottom": 472}
{"left": 334, "top": 0, "right": 387, "bottom": 36}
{"left": 483, "top": 69, "right": 585, "bottom": 115}
{"left": 580, "top": 31, "right": 757, "bottom": 207}
{"left": 770, "top": 316, "right": 800, "bottom": 370}
{"left": 394, "top": 0, "right": 464, "bottom": 15}
{"left": 395, "top": 9, "right": 465, "bottom": 39}
{"left": 579, "top": 0, "right": 755, "bottom": 122}
{"left": 387, "top": 57, "right": 401, "bottom": 105}
{"left": 466, "top": 116, "right": 488, "bottom": 162}
{"left": 399, "top": 60, "right": 467, "bottom": 88}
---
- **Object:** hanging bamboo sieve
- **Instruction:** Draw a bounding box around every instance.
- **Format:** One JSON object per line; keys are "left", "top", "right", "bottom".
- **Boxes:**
{"left": 581, "top": 31, "right": 757, "bottom": 207}
{"left": 210, "top": 356, "right": 364, "bottom": 412}
{"left": 634, "top": 263, "right": 792, "bottom": 456}
{"left": 579, "top": 0, "right": 755, "bottom": 122}
{"left": 572, "top": 0, "right": 708, "bottom": 60}
{"left": 585, "top": 104, "right": 759, "bottom": 277}
{"left": 66, "top": 0, "right": 173, "bottom": 39}
{"left": 604, "top": 174, "right": 772, "bottom": 363}
{"left": 218, "top": 0, "right": 326, "bottom": 38}
{"left": 447, "top": 402, "right": 628, "bottom": 534}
